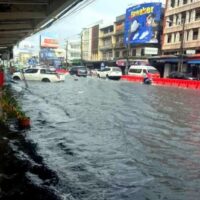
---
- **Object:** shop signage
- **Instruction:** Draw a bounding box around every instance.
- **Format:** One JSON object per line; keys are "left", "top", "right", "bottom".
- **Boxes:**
{"left": 144, "top": 47, "right": 158, "bottom": 55}
{"left": 124, "top": 3, "right": 162, "bottom": 44}
{"left": 186, "top": 50, "right": 196, "bottom": 55}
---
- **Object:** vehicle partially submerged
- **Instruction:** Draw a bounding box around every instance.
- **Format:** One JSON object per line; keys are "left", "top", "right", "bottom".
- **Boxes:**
{"left": 96, "top": 67, "right": 122, "bottom": 80}
{"left": 12, "top": 67, "right": 65, "bottom": 82}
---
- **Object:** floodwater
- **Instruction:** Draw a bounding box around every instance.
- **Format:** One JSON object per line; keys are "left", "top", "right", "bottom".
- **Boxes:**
{"left": 10, "top": 76, "right": 200, "bottom": 199}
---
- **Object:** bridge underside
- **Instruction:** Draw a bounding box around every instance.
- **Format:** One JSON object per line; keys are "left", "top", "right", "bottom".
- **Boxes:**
{"left": 0, "top": 0, "right": 86, "bottom": 53}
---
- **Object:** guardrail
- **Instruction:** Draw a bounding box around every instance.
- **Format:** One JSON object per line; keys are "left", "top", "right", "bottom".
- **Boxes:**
{"left": 152, "top": 78, "right": 200, "bottom": 89}
{"left": 121, "top": 75, "right": 200, "bottom": 90}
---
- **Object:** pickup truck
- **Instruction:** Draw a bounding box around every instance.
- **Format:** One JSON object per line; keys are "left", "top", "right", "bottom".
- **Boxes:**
{"left": 12, "top": 68, "right": 65, "bottom": 82}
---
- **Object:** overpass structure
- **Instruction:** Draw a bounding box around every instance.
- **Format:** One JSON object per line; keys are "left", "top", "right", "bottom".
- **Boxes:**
{"left": 0, "top": 0, "right": 88, "bottom": 55}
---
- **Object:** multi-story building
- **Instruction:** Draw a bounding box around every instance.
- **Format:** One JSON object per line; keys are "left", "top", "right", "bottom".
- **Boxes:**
{"left": 160, "top": 0, "right": 200, "bottom": 77}
{"left": 113, "top": 14, "right": 127, "bottom": 60}
{"left": 66, "top": 38, "right": 81, "bottom": 64}
{"left": 91, "top": 24, "right": 100, "bottom": 61}
{"left": 82, "top": 28, "right": 92, "bottom": 61}
{"left": 163, "top": 0, "right": 200, "bottom": 54}
{"left": 99, "top": 23, "right": 114, "bottom": 61}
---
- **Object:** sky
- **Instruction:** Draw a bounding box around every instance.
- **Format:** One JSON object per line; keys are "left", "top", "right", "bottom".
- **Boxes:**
{"left": 19, "top": 0, "right": 164, "bottom": 50}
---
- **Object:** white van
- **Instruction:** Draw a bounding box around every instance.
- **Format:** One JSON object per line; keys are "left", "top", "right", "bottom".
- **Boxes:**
{"left": 128, "top": 65, "right": 160, "bottom": 78}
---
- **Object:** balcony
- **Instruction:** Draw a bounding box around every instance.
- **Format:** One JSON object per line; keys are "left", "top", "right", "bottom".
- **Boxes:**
{"left": 164, "top": 20, "right": 200, "bottom": 34}
{"left": 99, "top": 32, "right": 114, "bottom": 38}
{"left": 166, "top": 1, "right": 200, "bottom": 16}
{"left": 99, "top": 44, "right": 113, "bottom": 50}
{"left": 163, "top": 40, "right": 200, "bottom": 50}
{"left": 113, "top": 42, "right": 125, "bottom": 49}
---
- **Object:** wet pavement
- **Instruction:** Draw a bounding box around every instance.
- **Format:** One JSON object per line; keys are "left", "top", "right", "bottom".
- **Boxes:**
{"left": 1, "top": 76, "right": 200, "bottom": 200}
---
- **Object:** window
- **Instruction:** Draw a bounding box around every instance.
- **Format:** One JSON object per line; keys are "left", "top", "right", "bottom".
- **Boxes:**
{"left": 193, "top": 29, "right": 198, "bottom": 40}
{"left": 103, "top": 68, "right": 110, "bottom": 71}
{"left": 171, "top": 0, "right": 175, "bottom": 7}
{"left": 25, "top": 69, "right": 38, "bottom": 73}
{"left": 143, "top": 69, "right": 147, "bottom": 73}
{"left": 40, "top": 69, "right": 46, "bottom": 74}
{"left": 183, "top": 0, "right": 187, "bottom": 4}
{"left": 168, "top": 16, "right": 173, "bottom": 27}
{"left": 167, "top": 34, "right": 172, "bottom": 43}
{"left": 115, "top": 51, "right": 120, "bottom": 58}
{"left": 131, "top": 49, "right": 136, "bottom": 56}
{"left": 129, "top": 69, "right": 142, "bottom": 73}
{"left": 196, "top": 9, "right": 200, "bottom": 21}
{"left": 182, "top": 12, "right": 186, "bottom": 23}
{"left": 180, "top": 32, "right": 183, "bottom": 42}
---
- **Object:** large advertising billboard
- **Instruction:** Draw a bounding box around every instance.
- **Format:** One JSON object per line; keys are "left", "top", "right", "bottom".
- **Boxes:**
{"left": 40, "top": 32, "right": 59, "bottom": 48}
{"left": 124, "top": 3, "right": 162, "bottom": 45}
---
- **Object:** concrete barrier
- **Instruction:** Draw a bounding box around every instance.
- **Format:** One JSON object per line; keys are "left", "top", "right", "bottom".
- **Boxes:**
{"left": 121, "top": 75, "right": 200, "bottom": 90}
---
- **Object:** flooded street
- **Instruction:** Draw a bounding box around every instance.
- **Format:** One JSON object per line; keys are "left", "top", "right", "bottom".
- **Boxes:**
{"left": 18, "top": 76, "right": 200, "bottom": 200}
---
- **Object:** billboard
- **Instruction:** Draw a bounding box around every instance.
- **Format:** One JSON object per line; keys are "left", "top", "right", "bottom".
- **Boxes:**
{"left": 124, "top": 3, "right": 162, "bottom": 44}
{"left": 40, "top": 32, "right": 59, "bottom": 48}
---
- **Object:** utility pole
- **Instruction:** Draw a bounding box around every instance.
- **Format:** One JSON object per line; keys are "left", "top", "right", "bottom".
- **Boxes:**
{"left": 80, "top": 31, "right": 83, "bottom": 66}
{"left": 179, "top": 18, "right": 185, "bottom": 72}
{"left": 125, "top": 28, "right": 131, "bottom": 74}
{"left": 65, "top": 40, "right": 68, "bottom": 69}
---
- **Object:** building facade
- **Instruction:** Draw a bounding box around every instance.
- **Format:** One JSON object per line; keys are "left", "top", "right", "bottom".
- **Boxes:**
{"left": 163, "top": 0, "right": 200, "bottom": 54}
{"left": 99, "top": 24, "right": 114, "bottom": 61}
{"left": 113, "top": 15, "right": 127, "bottom": 60}
{"left": 82, "top": 28, "right": 92, "bottom": 61}
{"left": 66, "top": 39, "right": 81, "bottom": 64}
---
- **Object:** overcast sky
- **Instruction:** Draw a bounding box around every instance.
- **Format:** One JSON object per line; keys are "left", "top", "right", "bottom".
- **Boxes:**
{"left": 21, "top": 0, "right": 164, "bottom": 49}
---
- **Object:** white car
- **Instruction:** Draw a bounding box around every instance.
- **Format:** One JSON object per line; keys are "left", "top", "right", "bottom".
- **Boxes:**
{"left": 12, "top": 68, "right": 65, "bottom": 82}
{"left": 97, "top": 67, "right": 122, "bottom": 80}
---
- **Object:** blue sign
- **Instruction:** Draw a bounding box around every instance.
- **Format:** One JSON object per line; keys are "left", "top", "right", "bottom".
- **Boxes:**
{"left": 124, "top": 3, "right": 162, "bottom": 44}
{"left": 28, "top": 58, "right": 38, "bottom": 66}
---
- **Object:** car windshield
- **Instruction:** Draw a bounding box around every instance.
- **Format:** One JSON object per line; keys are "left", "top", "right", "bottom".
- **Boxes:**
{"left": 112, "top": 68, "right": 121, "bottom": 72}
{"left": 78, "top": 67, "right": 87, "bottom": 70}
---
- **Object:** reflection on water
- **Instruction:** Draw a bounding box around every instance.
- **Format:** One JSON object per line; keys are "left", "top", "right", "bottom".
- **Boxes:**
{"left": 19, "top": 77, "right": 200, "bottom": 200}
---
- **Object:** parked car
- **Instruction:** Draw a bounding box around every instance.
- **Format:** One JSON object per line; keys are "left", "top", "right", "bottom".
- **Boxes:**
{"left": 12, "top": 67, "right": 65, "bottom": 82}
{"left": 128, "top": 65, "right": 160, "bottom": 78}
{"left": 96, "top": 67, "right": 122, "bottom": 80}
{"left": 69, "top": 66, "right": 87, "bottom": 77}
{"left": 167, "top": 71, "right": 197, "bottom": 80}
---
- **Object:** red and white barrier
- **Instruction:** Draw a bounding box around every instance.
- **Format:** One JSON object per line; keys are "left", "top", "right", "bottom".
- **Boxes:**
{"left": 121, "top": 75, "right": 200, "bottom": 90}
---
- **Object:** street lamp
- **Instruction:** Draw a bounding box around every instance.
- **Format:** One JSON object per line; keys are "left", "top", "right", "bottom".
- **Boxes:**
{"left": 125, "top": 27, "right": 131, "bottom": 75}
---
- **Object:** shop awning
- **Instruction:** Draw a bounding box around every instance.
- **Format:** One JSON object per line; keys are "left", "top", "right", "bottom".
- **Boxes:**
{"left": 160, "top": 58, "right": 179, "bottom": 63}
{"left": 187, "top": 60, "right": 200, "bottom": 64}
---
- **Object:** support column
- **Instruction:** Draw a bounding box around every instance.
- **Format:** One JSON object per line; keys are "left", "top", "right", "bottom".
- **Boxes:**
{"left": 189, "top": 30, "right": 193, "bottom": 41}
{"left": 164, "top": 34, "right": 168, "bottom": 44}
{"left": 191, "top": 10, "right": 196, "bottom": 22}
{"left": 186, "top": 11, "right": 190, "bottom": 23}
{"left": 172, "top": 33, "right": 175, "bottom": 43}
{"left": 173, "top": 15, "right": 177, "bottom": 25}
{"left": 168, "top": 0, "right": 171, "bottom": 8}
{"left": 175, "top": 0, "right": 178, "bottom": 7}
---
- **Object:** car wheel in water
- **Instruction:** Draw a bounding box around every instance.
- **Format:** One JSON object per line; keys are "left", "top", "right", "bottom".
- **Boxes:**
{"left": 13, "top": 76, "right": 20, "bottom": 81}
{"left": 42, "top": 78, "right": 50, "bottom": 82}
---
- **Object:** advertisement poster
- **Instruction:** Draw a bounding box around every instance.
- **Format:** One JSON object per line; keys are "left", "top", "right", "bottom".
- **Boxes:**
{"left": 40, "top": 32, "right": 59, "bottom": 48}
{"left": 124, "top": 3, "right": 162, "bottom": 44}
